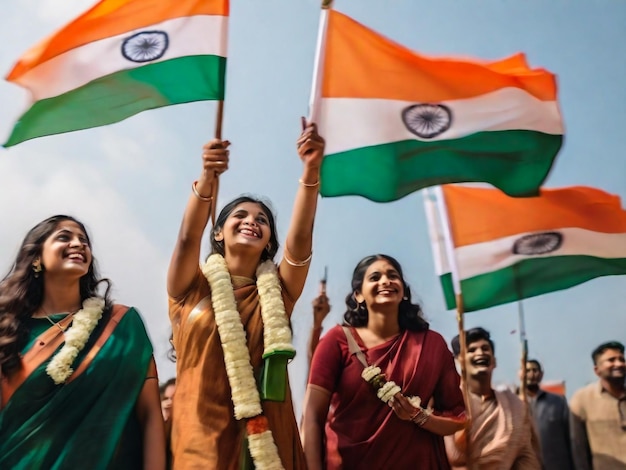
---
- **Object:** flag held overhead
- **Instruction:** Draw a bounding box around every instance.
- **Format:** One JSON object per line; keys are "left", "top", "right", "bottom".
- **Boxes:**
{"left": 4, "top": 0, "right": 229, "bottom": 147}
{"left": 315, "top": 10, "right": 564, "bottom": 202}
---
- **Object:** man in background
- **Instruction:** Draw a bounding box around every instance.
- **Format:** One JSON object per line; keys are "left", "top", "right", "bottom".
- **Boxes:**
{"left": 570, "top": 341, "right": 626, "bottom": 470}
{"left": 521, "top": 359, "right": 574, "bottom": 469}
{"left": 446, "top": 327, "right": 541, "bottom": 469}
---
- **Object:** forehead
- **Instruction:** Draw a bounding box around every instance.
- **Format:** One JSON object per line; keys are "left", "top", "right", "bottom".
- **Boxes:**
{"left": 598, "top": 348, "right": 625, "bottom": 361}
{"left": 526, "top": 362, "right": 541, "bottom": 370}
{"left": 364, "top": 259, "right": 398, "bottom": 276}
{"left": 468, "top": 338, "right": 492, "bottom": 350}
{"left": 50, "top": 221, "right": 86, "bottom": 237}
{"left": 229, "top": 202, "right": 269, "bottom": 218}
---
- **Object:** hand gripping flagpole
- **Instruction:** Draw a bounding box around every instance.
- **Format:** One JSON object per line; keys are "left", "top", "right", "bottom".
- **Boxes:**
{"left": 432, "top": 185, "right": 475, "bottom": 469}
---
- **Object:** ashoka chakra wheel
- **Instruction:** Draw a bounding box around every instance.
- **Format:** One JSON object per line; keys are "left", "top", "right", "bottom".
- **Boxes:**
{"left": 122, "top": 31, "right": 169, "bottom": 63}
{"left": 512, "top": 232, "right": 563, "bottom": 255}
{"left": 402, "top": 104, "right": 452, "bottom": 139}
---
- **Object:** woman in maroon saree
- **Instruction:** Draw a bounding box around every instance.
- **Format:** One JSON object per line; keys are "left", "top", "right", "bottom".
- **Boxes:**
{"left": 302, "top": 254, "right": 466, "bottom": 469}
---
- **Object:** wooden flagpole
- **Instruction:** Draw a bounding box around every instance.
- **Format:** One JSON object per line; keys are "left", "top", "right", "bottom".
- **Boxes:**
{"left": 513, "top": 265, "right": 529, "bottom": 402}
{"left": 210, "top": 100, "right": 224, "bottom": 226}
{"left": 432, "top": 186, "right": 474, "bottom": 468}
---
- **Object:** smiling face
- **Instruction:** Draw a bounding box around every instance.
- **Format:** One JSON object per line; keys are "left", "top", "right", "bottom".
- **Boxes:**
{"left": 355, "top": 259, "right": 404, "bottom": 311}
{"left": 40, "top": 220, "right": 92, "bottom": 280}
{"left": 594, "top": 348, "right": 626, "bottom": 383}
{"left": 216, "top": 202, "right": 272, "bottom": 257}
{"left": 465, "top": 338, "right": 496, "bottom": 378}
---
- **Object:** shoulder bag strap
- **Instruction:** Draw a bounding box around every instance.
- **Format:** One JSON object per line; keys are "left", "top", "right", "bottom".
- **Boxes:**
{"left": 342, "top": 326, "right": 369, "bottom": 368}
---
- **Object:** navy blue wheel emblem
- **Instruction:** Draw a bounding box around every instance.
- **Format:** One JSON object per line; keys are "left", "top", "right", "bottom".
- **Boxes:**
{"left": 512, "top": 232, "right": 563, "bottom": 255}
{"left": 402, "top": 104, "right": 452, "bottom": 139}
{"left": 122, "top": 31, "right": 169, "bottom": 63}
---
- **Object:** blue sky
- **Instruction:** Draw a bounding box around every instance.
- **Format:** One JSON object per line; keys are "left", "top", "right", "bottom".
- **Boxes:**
{"left": 1, "top": 0, "right": 625, "bottom": 416}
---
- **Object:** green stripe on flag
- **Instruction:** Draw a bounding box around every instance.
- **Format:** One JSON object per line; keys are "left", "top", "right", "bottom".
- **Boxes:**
{"left": 4, "top": 55, "right": 226, "bottom": 147}
{"left": 440, "top": 255, "right": 626, "bottom": 312}
{"left": 320, "top": 131, "right": 562, "bottom": 201}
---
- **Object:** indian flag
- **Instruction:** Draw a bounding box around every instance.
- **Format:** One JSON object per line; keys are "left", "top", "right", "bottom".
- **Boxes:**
{"left": 315, "top": 10, "right": 563, "bottom": 202}
{"left": 425, "top": 185, "right": 626, "bottom": 312}
{"left": 4, "top": 0, "right": 228, "bottom": 147}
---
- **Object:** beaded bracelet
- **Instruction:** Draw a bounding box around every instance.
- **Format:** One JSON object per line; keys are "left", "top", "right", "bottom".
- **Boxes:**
{"left": 192, "top": 180, "right": 213, "bottom": 203}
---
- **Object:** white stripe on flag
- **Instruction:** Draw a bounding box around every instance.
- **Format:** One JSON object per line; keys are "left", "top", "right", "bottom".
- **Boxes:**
{"left": 456, "top": 228, "right": 626, "bottom": 279}
{"left": 15, "top": 14, "right": 228, "bottom": 101}
{"left": 319, "top": 87, "right": 562, "bottom": 155}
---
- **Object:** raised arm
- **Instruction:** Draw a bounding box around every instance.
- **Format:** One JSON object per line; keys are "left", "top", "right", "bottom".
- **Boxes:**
{"left": 167, "top": 140, "right": 230, "bottom": 298}
{"left": 279, "top": 119, "right": 325, "bottom": 300}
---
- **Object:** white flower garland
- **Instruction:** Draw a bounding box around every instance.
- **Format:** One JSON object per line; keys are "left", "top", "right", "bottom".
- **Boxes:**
{"left": 361, "top": 364, "right": 430, "bottom": 416}
{"left": 45, "top": 297, "right": 105, "bottom": 384}
{"left": 202, "top": 254, "right": 292, "bottom": 470}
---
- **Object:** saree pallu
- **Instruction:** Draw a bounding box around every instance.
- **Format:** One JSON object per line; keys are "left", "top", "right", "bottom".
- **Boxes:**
{"left": 169, "top": 269, "right": 307, "bottom": 470}
{"left": 0, "top": 307, "right": 152, "bottom": 470}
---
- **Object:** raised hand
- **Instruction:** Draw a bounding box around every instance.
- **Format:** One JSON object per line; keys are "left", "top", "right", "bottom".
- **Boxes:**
{"left": 312, "top": 294, "right": 331, "bottom": 328}
{"left": 197, "top": 139, "right": 231, "bottom": 194}
{"left": 296, "top": 118, "right": 325, "bottom": 169}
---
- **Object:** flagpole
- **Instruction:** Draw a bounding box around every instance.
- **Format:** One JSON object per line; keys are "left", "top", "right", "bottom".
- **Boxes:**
{"left": 517, "top": 299, "right": 529, "bottom": 401}
{"left": 432, "top": 186, "right": 474, "bottom": 469}
{"left": 513, "top": 264, "right": 529, "bottom": 401}
{"left": 210, "top": 100, "right": 225, "bottom": 225}
{"left": 308, "top": 1, "right": 332, "bottom": 123}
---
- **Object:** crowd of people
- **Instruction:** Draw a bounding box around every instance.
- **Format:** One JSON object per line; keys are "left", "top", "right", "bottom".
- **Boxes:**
{"left": 0, "top": 122, "right": 624, "bottom": 469}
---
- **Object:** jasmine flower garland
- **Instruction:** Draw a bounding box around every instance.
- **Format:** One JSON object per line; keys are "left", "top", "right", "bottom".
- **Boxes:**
{"left": 202, "top": 254, "right": 291, "bottom": 470}
{"left": 361, "top": 364, "right": 431, "bottom": 417}
{"left": 46, "top": 297, "right": 105, "bottom": 384}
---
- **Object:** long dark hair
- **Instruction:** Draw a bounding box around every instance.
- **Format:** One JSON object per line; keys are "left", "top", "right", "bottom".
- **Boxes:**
{"left": 343, "top": 254, "right": 428, "bottom": 332}
{"left": 210, "top": 196, "right": 279, "bottom": 262}
{"left": 0, "top": 215, "right": 112, "bottom": 376}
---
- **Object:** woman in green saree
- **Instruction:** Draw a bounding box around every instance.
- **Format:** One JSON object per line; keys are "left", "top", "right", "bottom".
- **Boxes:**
{"left": 0, "top": 215, "right": 165, "bottom": 470}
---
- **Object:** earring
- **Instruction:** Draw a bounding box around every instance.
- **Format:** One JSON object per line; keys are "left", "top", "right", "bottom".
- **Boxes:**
{"left": 32, "top": 258, "right": 42, "bottom": 278}
{"left": 403, "top": 296, "right": 408, "bottom": 301}
{"left": 266, "top": 243, "right": 272, "bottom": 253}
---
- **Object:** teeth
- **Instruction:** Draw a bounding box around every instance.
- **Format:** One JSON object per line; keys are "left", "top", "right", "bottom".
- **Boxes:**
{"left": 240, "top": 229, "right": 258, "bottom": 237}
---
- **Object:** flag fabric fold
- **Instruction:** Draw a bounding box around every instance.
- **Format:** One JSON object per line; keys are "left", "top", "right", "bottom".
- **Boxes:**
{"left": 317, "top": 10, "right": 563, "bottom": 202}
{"left": 4, "top": 0, "right": 229, "bottom": 147}
{"left": 426, "top": 185, "right": 626, "bottom": 312}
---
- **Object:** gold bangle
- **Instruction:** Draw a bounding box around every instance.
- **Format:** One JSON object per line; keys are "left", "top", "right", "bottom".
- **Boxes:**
{"left": 411, "top": 408, "right": 432, "bottom": 426}
{"left": 192, "top": 180, "right": 213, "bottom": 203}
{"left": 283, "top": 246, "right": 312, "bottom": 267}
{"left": 298, "top": 178, "right": 320, "bottom": 188}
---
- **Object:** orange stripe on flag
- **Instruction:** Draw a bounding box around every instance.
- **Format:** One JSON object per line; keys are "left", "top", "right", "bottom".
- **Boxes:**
{"left": 323, "top": 10, "right": 557, "bottom": 102}
{"left": 7, "top": 0, "right": 228, "bottom": 81}
{"left": 443, "top": 185, "right": 626, "bottom": 247}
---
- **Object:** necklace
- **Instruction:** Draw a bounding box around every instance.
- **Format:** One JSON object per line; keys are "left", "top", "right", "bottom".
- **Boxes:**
{"left": 42, "top": 310, "right": 78, "bottom": 332}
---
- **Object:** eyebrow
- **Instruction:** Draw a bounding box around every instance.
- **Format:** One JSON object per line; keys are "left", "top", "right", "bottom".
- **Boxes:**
{"left": 234, "top": 209, "right": 269, "bottom": 219}
{"left": 55, "top": 228, "right": 87, "bottom": 239}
